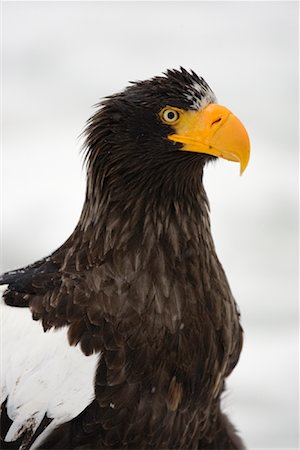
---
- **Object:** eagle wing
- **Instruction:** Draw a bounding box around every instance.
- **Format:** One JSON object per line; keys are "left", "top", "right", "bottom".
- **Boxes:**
{"left": 0, "top": 259, "right": 99, "bottom": 450}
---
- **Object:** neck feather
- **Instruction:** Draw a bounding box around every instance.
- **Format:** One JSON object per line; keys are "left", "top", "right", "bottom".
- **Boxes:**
{"left": 77, "top": 143, "right": 211, "bottom": 250}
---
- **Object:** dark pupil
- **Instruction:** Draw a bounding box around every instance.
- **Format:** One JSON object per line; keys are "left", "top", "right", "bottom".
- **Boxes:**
{"left": 167, "top": 111, "right": 176, "bottom": 120}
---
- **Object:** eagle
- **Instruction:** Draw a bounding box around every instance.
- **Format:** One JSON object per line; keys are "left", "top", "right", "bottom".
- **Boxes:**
{"left": 1, "top": 68, "right": 250, "bottom": 450}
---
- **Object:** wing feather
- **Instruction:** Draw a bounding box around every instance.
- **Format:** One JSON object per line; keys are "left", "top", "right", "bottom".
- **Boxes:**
{"left": 1, "top": 286, "right": 98, "bottom": 448}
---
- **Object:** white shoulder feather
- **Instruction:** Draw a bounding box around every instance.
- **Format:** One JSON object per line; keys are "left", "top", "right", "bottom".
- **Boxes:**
{"left": 1, "top": 285, "right": 99, "bottom": 448}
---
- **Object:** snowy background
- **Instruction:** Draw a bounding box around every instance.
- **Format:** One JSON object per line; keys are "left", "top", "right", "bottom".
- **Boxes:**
{"left": 2, "top": 1, "right": 299, "bottom": 449}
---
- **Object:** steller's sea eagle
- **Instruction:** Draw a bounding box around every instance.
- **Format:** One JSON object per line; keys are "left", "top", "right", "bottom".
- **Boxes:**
{"left": 0, "top": 68, "right": 250, "bottom": 450}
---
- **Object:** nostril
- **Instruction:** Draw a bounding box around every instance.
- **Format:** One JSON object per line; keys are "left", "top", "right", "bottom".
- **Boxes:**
{"left": 211, "top": 117, "right": 222, "bottom": 127}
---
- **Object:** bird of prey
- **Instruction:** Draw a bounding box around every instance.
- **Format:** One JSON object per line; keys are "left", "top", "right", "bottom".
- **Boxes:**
{"left": 1, "top": 68, "right": 250, "bottom": 450}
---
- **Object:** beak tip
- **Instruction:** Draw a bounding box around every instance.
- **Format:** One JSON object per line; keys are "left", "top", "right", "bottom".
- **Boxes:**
{"left": 239, "top": 156, "right": 250, "bottom": 175}
{"left": 239, "top": 161, "right": 246, "bottom": 175}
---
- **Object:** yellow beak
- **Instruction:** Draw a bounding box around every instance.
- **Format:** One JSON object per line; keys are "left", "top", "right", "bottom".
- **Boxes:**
{"left": 168, "top": 104, "right": 250, "bottom": 174}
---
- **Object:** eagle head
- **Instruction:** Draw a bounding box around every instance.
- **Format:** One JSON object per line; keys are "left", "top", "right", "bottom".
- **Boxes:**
{"left": 84, "top": 68, "right": 250, "bottom": 179}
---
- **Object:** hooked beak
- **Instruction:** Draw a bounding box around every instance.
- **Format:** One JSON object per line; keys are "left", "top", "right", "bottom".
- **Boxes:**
{"left": 168, "top": 104, "right": 250, "bottom": 174}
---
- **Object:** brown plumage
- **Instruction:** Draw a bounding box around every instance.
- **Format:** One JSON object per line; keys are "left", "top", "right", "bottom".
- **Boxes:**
{"left": 1, "top": 68, "right": 248, "bottom": 449}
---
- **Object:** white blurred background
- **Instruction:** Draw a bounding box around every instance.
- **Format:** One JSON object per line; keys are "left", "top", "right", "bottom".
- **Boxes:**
{"left": 2, "top": 2, "right": 299, "bottom": 449}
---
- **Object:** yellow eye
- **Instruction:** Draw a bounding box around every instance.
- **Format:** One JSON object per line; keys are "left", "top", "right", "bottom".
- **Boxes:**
{"left": 160, "top": 108, "right": 181, "bottom": 124}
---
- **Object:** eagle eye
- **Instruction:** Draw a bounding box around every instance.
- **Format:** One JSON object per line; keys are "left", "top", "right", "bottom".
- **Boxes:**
{"left": 160, "top": 107, "right": 181, "bottom": 125}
